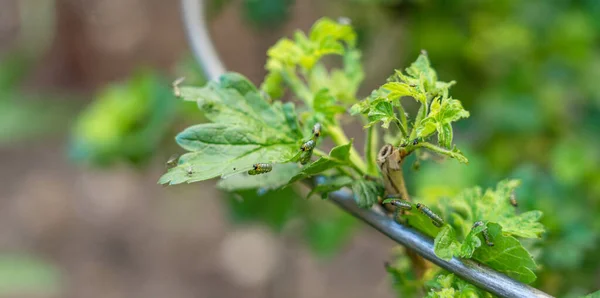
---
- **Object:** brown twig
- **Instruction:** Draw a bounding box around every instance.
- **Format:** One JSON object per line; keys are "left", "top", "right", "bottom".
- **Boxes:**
{"left": 377, "top": 144, "right": 429, "bottom": 277}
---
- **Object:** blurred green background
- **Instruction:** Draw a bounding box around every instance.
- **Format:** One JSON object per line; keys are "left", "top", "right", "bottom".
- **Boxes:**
{"left": 0, "top": 0, "right": 598, "bottom": 297}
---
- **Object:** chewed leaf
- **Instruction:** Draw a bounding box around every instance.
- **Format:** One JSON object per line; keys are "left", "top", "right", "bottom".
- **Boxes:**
{"left": 159, "top": 73, "right": 299, "bottom": 185}
{"left": 473, "top": 223, "right": 538, "bottom": 284}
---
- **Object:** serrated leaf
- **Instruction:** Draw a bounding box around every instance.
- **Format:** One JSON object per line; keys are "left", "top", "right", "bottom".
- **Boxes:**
{"left": 438, "top": 180, "right": 544, "bottom": 239}
{"left": 159, "top": 73, "right": 299, "bottom": 185}
{"left": 351, "top": 179, "right": 383, "bottom": 208}
{"left": 500, "top": 211, "right": 545, "bottom": 239}
{"left": 307, "top": 176, "right": 353, "bottom": 199}
{"left": 381, "top": 82, "right": 426, "bottom": 104}
{"left": 217, "top": 163, "right": 301, "bottom": 191}
{"left": 366, "top": 101, "right": 397, "bottom": 129}
{"left": 288, "top": 141, "right": 353, "bottom": 184}
{"left": 473, "top": 223, "right": 538, "bottom": 283}
{"left": 434, "top": 225, "right": 460, "bottom": 261}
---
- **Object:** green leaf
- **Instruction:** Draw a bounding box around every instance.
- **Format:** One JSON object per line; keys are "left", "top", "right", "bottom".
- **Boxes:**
{"left": 500, "top": 211, "right": 545, "bottom": 239}
{"left": 261, "top": 71, "right": 284, "bottom": 99}
{"left": 404, "top": 208, "right": 442, "bottom": 238}
{"left": 309, "top": 17, "right": 356, "bottom": 47}
{"left": 473, "top": 223, "right": 538, "bottom": 283}
{"left": 437, "top": 123, "right": 453, "bottom": 149}
{"left": 313, "top": 89, "right": 347, "bottom": 119}
{"left": 308, "top": 50, "right": 364, "bottom": 105}
{"left": 458, "top": 222, "right": 486, "bottom": 258}
{"left": 434, "top": 225, "right": 460, "bottom": 261}
{"left": 217, "top": 163, "right": 301, "bottom": 191}
{"left": 366, "top": 101, "right": 398, "bottom": 129}
{"left": 382, "top": 82, "right": 426, "bottom": 104}
{"left": 416, "top": 117, "right": 437, "bottom": 139}
{"left": 288, "top": 141, "right": 353, "bottom": 184}
{"left": 265, "top": 17, "right": 356, "bottom": 72}
{"left": 437, "top": 180, "right": 545, "bottom": 238}
{"left": 307, "top": 176, "right": 353, "bottom": 199}
{"left": 159, "top": 73, "right": 299, "bottom": 185}
{"left": 351, "top": 179, "right": 384, "bottom": 209}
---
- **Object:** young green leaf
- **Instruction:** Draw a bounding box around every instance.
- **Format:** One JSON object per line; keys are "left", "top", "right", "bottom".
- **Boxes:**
{"left": 288, "top": 141, "right": 353, "bottom": 184}
{"left": 415, "top": 97, "right": 469, "bottom": 146}
{"left": 159, "top": 73, "right": 300, "bottom": 185}
{"left": 366, "top": 101, "right": 398, "bottom": 129}
{"left": 307, "top": 176, "right": 354, "bottom": 199}
{"left": 434, "top": 225, "right": 460, "bottom": 261}
{"left": 264, "top": 17, "right": 356, "bottom": 81}
{"left": 351, "top": 179, "right": 384, "bottom": 208}
{"left": 458, "top": 222, "right": 487, "bottom": 258}
{"left": 472, "top": 223, "right": 538, "bottom": 284}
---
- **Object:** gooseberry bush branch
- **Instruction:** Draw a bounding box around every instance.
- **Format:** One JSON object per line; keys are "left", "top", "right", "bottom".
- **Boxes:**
{"left": 160, "top": 18, "right": 546, "bottom": 297}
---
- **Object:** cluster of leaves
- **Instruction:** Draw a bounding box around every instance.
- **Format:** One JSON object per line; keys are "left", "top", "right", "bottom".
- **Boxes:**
{"left": 384, "top": 180, "right": 545, "bottom": 296}
{"left": 431, "top": 180, "right": 543, "bottom": 283}
{"left": 330, "top": 0, "right": 600, "bottom": 295}
{"left": 350, "top": 50, "right": 469, "bottom": 164}
{"left": 160, "top": 18, "right": 367, "bottom": 189}
{"left": 161, "top": 17, "right": 549, "bottom": 297}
